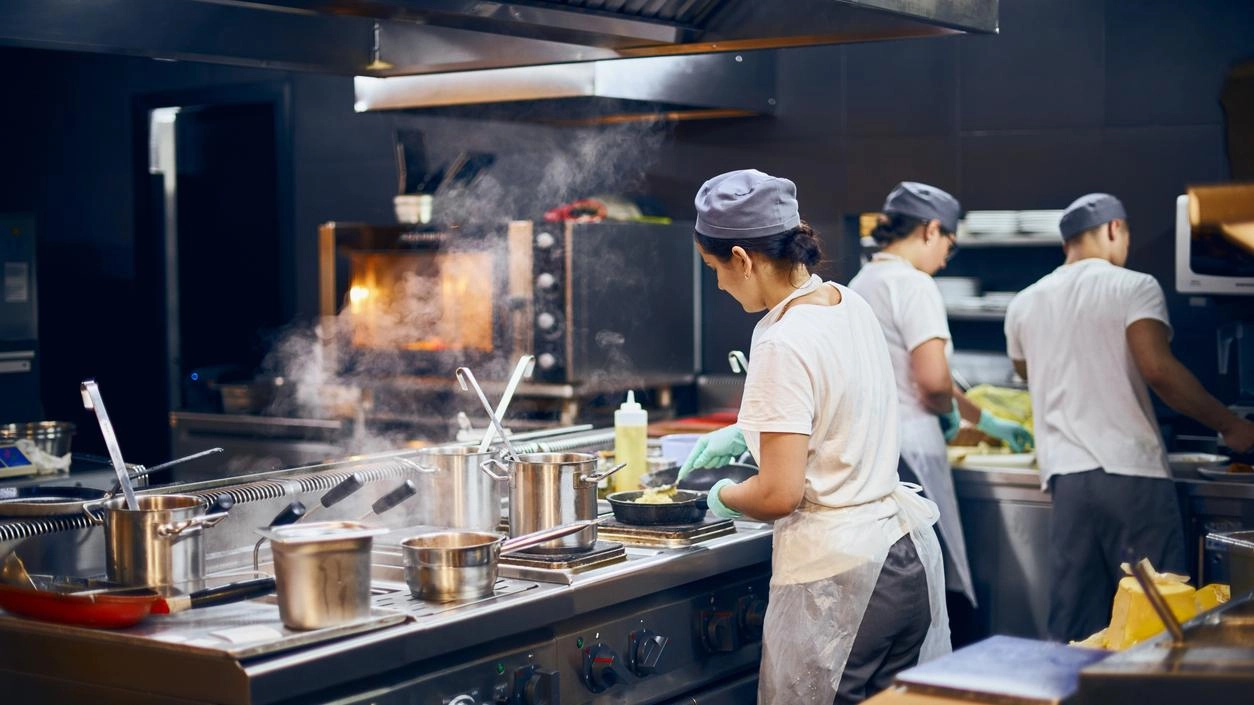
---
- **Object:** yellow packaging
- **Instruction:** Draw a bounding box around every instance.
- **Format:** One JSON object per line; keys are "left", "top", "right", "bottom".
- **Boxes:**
{"left": 1105, "top": 576, "right": 1198, "bottom": 650}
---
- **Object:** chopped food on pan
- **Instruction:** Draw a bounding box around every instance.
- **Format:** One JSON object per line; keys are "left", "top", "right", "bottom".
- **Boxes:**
{"left": 634, "top": 486, "right": 676, "bottom": 504}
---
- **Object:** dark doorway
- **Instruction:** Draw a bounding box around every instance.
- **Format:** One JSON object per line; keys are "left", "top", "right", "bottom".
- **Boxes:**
{"left": 133, "top": 83, "right": 292, "bottom": 464}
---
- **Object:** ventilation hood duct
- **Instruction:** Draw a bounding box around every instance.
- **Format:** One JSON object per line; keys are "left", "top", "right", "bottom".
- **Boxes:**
{"left": 0, "top": 1, "right": 997, "bottom": 79}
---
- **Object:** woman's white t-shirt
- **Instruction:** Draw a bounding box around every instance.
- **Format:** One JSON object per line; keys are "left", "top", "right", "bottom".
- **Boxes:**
{"left": 848, "top": 254, "right": 953, "bottom": 427}
{"left": 1004, "top": 258, "right": 1171, "bottom": 487}
{"left": 736, "top": 276, "right": 902, "bottom": 509}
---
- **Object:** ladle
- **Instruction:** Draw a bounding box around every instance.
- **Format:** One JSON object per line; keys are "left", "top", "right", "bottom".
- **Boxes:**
{"left": 477, "top": 355, "right": 535, "bottom": 453}
{"left": 728, "top": 350, "right": 748, "bottom": 374}
{"left": 456, "top": 367, "right": 519, "bottom": 460}
{"left": 81, "top": 379, "right": 137, "bottom": 511}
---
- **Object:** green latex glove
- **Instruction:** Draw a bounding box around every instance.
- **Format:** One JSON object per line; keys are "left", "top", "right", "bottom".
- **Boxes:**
{"left": 938, "top": 400, "right": 961, "bottom": 442}
{"left": 677, "top": 425, "right": 747, "bottom": 481}
{"left": 977, "top": 410, "right": 1034, "bottom": 452}
{"left": 708, "top": 478, "right": 743, "bottom": 519}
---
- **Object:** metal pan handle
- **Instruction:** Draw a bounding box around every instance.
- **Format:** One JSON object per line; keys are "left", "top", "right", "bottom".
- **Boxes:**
{"left": 479, "top": 458, "right": 511, "bottom": 481}
{"left": 81, "top": 499, "right": 106, "bottom": 526}
{"left": 157, "top": 512, "right": 229, "bottom": 538}
{"left": 499, "top": 520, "right": 595, "bottom": 555}
{"left": 580, "top": 463, "right": 626, "bottom": 484}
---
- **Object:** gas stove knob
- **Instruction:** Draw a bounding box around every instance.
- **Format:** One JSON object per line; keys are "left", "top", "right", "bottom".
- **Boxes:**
{"left": 702, "top": 610, "right": 740, "bottom": 652}
{"left": 535, "top": 231, "right": 556, "bottom": 249}
{"left": 582, "top": 641, "right": 621, "bottom": 693}
{"left": 629, "top": 629, "right": 669, "bottom": 676}
{"left": 536, "top": 312, "right": 557, "bottom": 331}
{"left": 537, "top": 353, "right": 558, "bottom": 370}
{"left": 738, "top": 595, "right": 768, "bottom": 640}
{"left": 536, "top": 272, "right": 557, "bottom": 290}
{"left": 446, "top": 696, "right": 477, "bottom": 705}
{"left": 511, "top": 665, "right": 558, "bottom": 705}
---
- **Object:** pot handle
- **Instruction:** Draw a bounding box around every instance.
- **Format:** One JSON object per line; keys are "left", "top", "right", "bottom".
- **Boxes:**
{"left": 580, "top": 462, "right": 626, "bottom": 484}
{"left": 479, "top": 458, "right": 511, "bottom": 481}
{"left": 81, "top": 499, "right": 106, "bottom": 525}
{"left": 157, "top": 512, "right": 229, "bottom": 538}
{"left": 499, "top": 520, "right": 595, "bottom": 555}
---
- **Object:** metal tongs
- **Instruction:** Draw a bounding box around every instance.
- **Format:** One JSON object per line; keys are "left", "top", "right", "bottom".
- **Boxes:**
{"left": 456, "top": 366, "right": 520, "bottom": 461}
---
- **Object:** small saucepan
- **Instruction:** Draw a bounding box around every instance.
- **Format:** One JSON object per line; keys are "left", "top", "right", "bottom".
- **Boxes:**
{"left": 402, "top": 521, "right": 593, "bottom": 602}
{"left": 606, "top": 490, "right": 708, "bottom": 525}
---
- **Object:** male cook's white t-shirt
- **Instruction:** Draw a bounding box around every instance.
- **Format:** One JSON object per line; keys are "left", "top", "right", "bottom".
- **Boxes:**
{"left": 1004, "top": 258, "right": 1172, "bottom": 488}
{"left": 848, "top": 254, "right": 954, "bottom": 427}
{"left": 736, "top": 276, "right": 901, "bottom": 509}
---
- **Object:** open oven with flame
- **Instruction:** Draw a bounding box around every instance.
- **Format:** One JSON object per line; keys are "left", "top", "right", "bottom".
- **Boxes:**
{"left": 319, "top": 219, "right": 697, "bottom": 384}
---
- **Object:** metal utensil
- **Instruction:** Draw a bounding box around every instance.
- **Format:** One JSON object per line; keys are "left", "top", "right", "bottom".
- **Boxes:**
{"left": 1129, "top": 557, "right": 1186, "bottom": 647}
{"left": 107, "top": 447, "right": 225, "bottom": 494}
{"left": 728, "top": 350, "right": 748, "bottom": 374}
{"left": 357, "top": 479, "right": 418, "bottom": 521}
{"left": 253, "top": 501, "right": 309, "bottom": 572}
{"left": 478, "top": 355, "right": 536, "bottom": 453}
{"left": 80, "top": 379, "right": 138, "bottom": 510}
{"left": 456, "top": 367, "right": 519, "bottom": 460}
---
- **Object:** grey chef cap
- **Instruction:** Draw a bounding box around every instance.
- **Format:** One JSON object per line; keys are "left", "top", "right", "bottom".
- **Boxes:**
{"left": 1059, "top": 193, "right": 1127, "bottom": 240}
{"left": 882, "top": 181, "right": 962, "bottom": 234}
{"left": 694, "top": 169, "right": 801, "bottom": 239}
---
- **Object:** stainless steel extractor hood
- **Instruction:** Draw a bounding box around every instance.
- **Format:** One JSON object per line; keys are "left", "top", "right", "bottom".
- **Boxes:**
{"left": 0, "top": 0, "right": 998, "bottom": 78}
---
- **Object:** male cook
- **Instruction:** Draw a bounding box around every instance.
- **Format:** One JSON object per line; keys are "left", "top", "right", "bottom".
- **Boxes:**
{"left": 1005, "top": 193, "right": 1254, "bottom": 642}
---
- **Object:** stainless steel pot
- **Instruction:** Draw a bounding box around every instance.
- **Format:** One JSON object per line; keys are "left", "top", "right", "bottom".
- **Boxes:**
{"left": 481, "top": 453, "right": 623, "bottom": 553}
{"left": 401, "top": 522, "right": 592, "bottom": 602}
{"left": 409, "top": 447, "right": 503, "bottom": 531}
{"left": 86, "top": 494, "right": 228, "bottom": 589}
{"left": 258, "top": 521, "right": 388, "bottom": 631}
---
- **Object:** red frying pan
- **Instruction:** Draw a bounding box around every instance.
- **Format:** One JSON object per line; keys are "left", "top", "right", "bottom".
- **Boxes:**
{"left": 0, "top": 576, "right": 275, "bottom": 629}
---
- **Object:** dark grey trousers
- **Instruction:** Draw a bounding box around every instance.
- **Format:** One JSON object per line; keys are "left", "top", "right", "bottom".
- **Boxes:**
{"left": 835, "top": 534, "right": 933, "bottom": 704}
{"left": 1047, "top": 469, "right": 1187, "bottom": 643}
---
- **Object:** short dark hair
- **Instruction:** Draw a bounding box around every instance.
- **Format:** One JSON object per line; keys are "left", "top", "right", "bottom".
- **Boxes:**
{"left": 695, "top": 220, "right": 823, "bottom": 269}
{"left": 870, "top": 212, "right": 953, "bottom": 245}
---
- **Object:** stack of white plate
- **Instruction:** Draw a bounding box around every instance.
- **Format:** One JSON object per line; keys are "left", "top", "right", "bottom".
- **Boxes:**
{"left": 963, "top": 211, "right": 1018, "bottom": 236}
{"left": 980, "top": 291, "right": 1017, "bottom": 312}
{"left": 1017, "top": 210, "right": 1065, "bottom": 235}
{"left": 935, "top": 277, "right": 981, "bottom": 303}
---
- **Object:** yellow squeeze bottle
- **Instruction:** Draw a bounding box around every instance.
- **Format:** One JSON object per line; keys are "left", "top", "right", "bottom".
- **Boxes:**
{"left": 612, "top": 391, "right": 648, "bottom": 492}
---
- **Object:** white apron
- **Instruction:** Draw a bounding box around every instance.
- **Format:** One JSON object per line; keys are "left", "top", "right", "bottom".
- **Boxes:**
{"left": 759, "top": 484, "right": 951, "bottom": 704}
{"left": 899, "top": 415, "right": 977, "bottom": 605}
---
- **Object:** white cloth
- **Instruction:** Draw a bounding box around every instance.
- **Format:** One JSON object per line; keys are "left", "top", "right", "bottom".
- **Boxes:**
{"left": 737, "top": 275, "right": 900, "bottom": 509}
{"left": 1005, "top": 258, "right": 1172, "bottom": 489}
{"left": 733, "top": 275, "right": 950, "bottom": 704}
{"left": 849, "top": 254, "right": 975, "bottom": 605}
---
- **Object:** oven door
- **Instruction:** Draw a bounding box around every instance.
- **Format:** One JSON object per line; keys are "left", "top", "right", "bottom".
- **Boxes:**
{"left": 660, "top": 670, "right": 758, "bottom": 705}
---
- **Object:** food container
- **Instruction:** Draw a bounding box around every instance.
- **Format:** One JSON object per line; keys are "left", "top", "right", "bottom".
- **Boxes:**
{"left": 0, "top": 421, "right": 76, "bottom": 457}
{"left": 481, "top": 453, "right": 622, "bottom": 553}
{"left": 258, "top": 521, "right": 388, "bottom": 630}
{"left": 659, "top": 433, "right": 704, "bottom": 466}
{"left": 88, "top": 494, "right": 227, "bottom": 589}
{"left": 402, "top": 522, "right": 591, "bottom": 602}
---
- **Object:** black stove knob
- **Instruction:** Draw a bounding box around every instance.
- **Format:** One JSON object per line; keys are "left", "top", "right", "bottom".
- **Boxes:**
{"left": 701, "top": 610, "right": 740, "bottom": 652}
{"left": 510, "top": 665, "right": 557, "bottom": 705}
{"left": 738, "top": 595, "right": 768, "bottom": 640}
{"left": 628, "top": 629, "right": 669, "bottom": 676}
{"left": 582, "top": 641, "right": 621, "bottom": 693}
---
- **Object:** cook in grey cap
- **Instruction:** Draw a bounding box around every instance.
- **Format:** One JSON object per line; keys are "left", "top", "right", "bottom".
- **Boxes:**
{"left": 883, "top": 182, "right": 962, "bottom": 234}
{"left": 1059, "top": 193, "right": 1127, "bottom": 240}
{"left": 695, "top": 169, "right": 800, "bottom": 239}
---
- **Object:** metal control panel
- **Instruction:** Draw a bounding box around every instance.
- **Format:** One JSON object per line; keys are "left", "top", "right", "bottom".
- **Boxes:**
{"left": 329, "top": 639, "right": 560, "bottom": 705}
{"left": 554, "top": 572, "right": 769, "bottom": 705}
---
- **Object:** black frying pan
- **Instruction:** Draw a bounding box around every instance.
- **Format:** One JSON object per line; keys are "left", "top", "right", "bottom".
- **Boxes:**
{"left": 640, "top": 462, "right": 758, "bottom": 492}
{"left": 606, "top": 490, "right": 708, "bottom": 525}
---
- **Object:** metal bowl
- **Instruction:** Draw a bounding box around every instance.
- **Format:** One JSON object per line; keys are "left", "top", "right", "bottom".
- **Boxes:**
{"left": 0, "top": 421, "right": 76, "bottom": 457}
{"left": 401, "top": 531, "right": 504, "bottom": 602}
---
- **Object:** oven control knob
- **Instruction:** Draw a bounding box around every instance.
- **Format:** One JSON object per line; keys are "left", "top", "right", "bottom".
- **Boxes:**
{"left": 737, "top": 595, "right": 768, "bottom": 640}
{"left": 536, "top": 231, "right": 556, "bottom": 249}
{"left": 536, "top": 272, "right": 557, "bottom": 289}
{"left": 536, "top": 312, "right": 557, "bottom": 331}
{"left": 628, "top": 629, "right": 669, "bottom": 676}
{"left": 510, "top": 665, "right": 557, "bottom": 705}
{"left": 702, "top": 610, "right": 741, "bottom": 652}
{"left": 582, "top": 641, "right": 621, "bottom": 693}
{"left": 537, "top": 353, "right": 558, "bottom": 370}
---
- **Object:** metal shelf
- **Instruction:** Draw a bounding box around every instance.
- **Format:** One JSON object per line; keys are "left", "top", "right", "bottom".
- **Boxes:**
{"left": 947, "top": 309, "right": 1007, "bottom": 321}
{"left": 861, "top": 234, "right": 1061, "bottom": 249}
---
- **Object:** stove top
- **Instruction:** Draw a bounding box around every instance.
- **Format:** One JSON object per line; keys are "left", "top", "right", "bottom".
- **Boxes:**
{"left": 498, "top": 541, "right": 627, "bottom": 584}
{"left": 596, "top": 517, "right": 737, "bottom": 548}
{"left": 371, "top": 577, "right": 542, "bottom": 619}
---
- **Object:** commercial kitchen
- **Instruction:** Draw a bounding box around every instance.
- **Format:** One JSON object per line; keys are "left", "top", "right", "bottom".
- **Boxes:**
{"left": 1, "top": 1, "right": 1253, "bottom": 704}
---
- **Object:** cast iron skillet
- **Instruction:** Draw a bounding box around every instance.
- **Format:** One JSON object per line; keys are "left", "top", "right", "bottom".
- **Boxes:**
{"left": 640, "top": 462, "right": 758, "bottom": 492}
{"left": 606, "top": 490, "right": 709, "bottom": 525}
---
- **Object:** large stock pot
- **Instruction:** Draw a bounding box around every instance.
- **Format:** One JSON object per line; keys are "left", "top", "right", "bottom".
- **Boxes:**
{"left": 482, "top": 453, "right": 622, "bottom": 553}
{"left": 410, "top": 447, "right": 502, "bottom": 531}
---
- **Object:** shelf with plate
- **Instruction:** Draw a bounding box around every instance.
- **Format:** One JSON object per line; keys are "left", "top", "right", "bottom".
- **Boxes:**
{"left": 860, "top": 234, "right": 1061, "bottom": 250}
{"left": 947, "top": 309, "right": 1006, "bottom": 322}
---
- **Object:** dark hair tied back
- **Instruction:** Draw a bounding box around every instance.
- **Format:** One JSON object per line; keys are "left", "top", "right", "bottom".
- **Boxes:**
{"left": 870, "top": 213, "right": 931, "bottom": 245}
{"left": 695, "top": 220, "right": 823, "bottom": 268}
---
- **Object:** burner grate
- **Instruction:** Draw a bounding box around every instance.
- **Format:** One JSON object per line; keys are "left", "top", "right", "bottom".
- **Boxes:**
{"left": 596, "top": 517, "right": 736, "bottom": 547}
{"left": 371, "top": 578, "right": 540, "bottom": 618}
